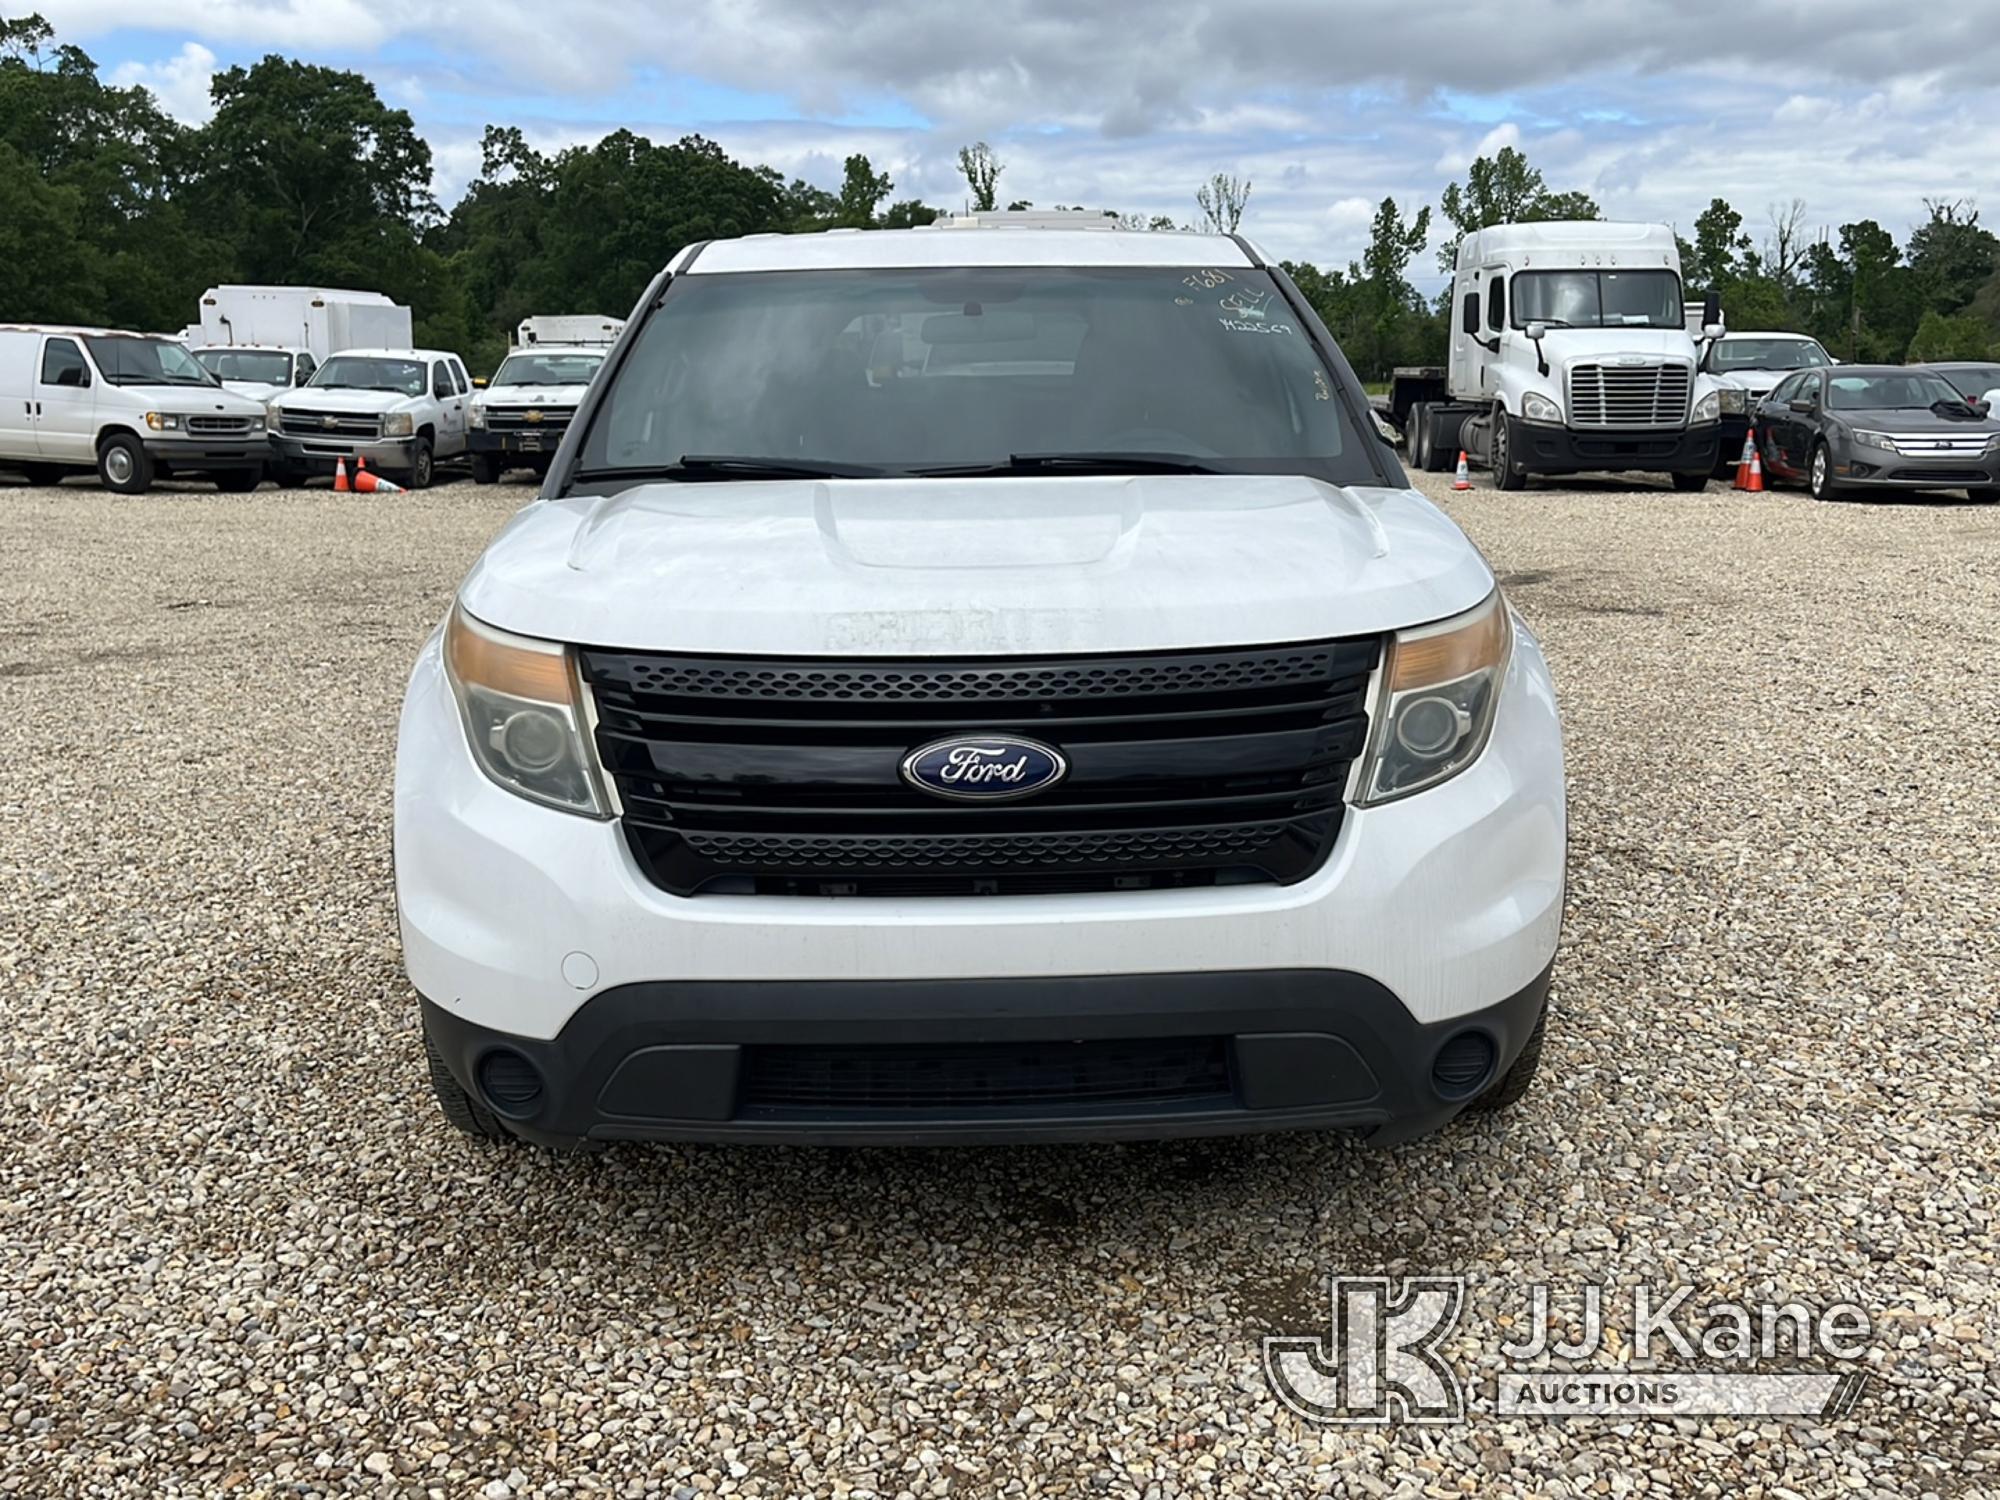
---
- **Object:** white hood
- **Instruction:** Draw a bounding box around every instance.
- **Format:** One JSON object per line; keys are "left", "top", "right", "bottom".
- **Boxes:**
{"left": 1546, "top": 327, "right": 1697, "bottom": 367}
{"left": 219, "top": 378, "right": 285, "bottom": 402}
{"left": 274, "top": 387, "right": 413, "bottom": 414}
{"left": 459, "top": 474, "right": 1496, "bottom": 656}
{"left": 124, "top": 383, "right": 265, "bottom": 416}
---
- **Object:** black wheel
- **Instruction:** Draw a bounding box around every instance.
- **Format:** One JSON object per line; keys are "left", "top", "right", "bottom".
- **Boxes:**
{"left": 1426, "top": 409, "right": 1462, "bottom": 473}
{"left": 1490, "top": 408, "right": 1527, "bottom": 490}
{"left": 215, "top": 469, "right": 261, "bottom": 493}
{"left": 423, "top": 1033, "right": 516, "bottom": 1143}
{"left": 1808, "top": 441, "right": 1844, "bottom": 502}
{"left": 272, "top": 463, "right": 310, "bottom": 489}
{"left": 402, "top": 437, "right": 435, "bottom": 491}
{"left": 21, "top": 463, "right": 65, "bottom": 487}
{"left": 469, "top": 451, "right": 501, "bottom": 485}
{"left": 1669, "top": 471, "right": 1709, "bottom": 493}
{"left": 1407, "top": 402, "right": 1430, "bottom": 471}
{"left": 1968, "top": 488, "right": 2000, "bottom": 503}
{"left": 1472, "top": 1004, "right": 1546, "bottom": 1112}
{"left": 97, "top": 432, "right": 153, "bottom": 495}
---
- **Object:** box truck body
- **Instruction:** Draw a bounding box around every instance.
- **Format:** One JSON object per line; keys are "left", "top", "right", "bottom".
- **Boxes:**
{"left": 195, "top": 287, "right": 413, "bottom": 361}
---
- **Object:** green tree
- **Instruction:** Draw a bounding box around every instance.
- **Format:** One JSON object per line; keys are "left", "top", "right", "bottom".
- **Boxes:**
{"left": 1906, "top": 308, "right": 1994, "bottom": 362}
{"left": 879, "top": 198, "right": 940, "bottom": 229}
{"left": 834, "top": 153, "right": 892, "bottom": 228}
{"left": 1687, "top": 197, "right": 1751, "bottom": 291}
{"left": 1195, "top": 173, "right": 1251, "bottom": 234}
{"left": 1437, "top": 146, "right": 1599, "bottom": 270}
{"left": 956, "top": 141, "right": 1002, "bottom": 211}
{"left": 1906, "top": 199, "right": 1998, "bottom": 316}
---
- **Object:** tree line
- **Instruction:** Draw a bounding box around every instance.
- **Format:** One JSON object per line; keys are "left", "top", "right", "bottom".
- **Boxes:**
{"left": 5, "top": 14, "right": 1997, "bottom": 379}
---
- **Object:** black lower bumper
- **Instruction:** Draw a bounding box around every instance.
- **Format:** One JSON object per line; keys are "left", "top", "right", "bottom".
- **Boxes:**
{"left": 420, "top": 960, "right": 1554, "bottom": 1149}
{"left": 1833, "top": 455, "right": 2000, "bottom": 492}
{"left": 469, "top": 429, "right": 563, "bottom": 457}
{"left": 1517, "top": 421, "right": 1720, "bottom": 475}
{"left": 144, "top": 437, "right": 267, "bottom": 470}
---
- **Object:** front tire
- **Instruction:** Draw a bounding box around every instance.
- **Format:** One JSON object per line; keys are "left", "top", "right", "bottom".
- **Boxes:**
{"left": 424, "top": 1033, "right": 516, "bottom": 1144}
{"left": 97, "top": 433, "right": 153, "bottom": 495}
{"left": 1669, "top": 471, "right": 1709, "bottom": 493}
{"left": 469, "top": 451, "right": 501, "bottom": 485}
{"left": 1968, "top": 488, "right": 2000, "bottom": 503}
{"left": 1472, "top": 1005, "right": 1546, "bottom": 1112}
{"left": 21, "top": 462, "right": 65, "bottom": 487}
{"left": 1408, "top": 402, "right": 1430, "bottom": 472}
{"left": 215, "top": 469, "right": 262, "bottom": 493}
{"left": 401, "top": 437, "right": 435, "bottom": 491}
{"left": 1808, "top": 441, "right": 1844, "bottom": 502}
{"left": 1490, "top": 408, "right": 1527, "bottom": 490}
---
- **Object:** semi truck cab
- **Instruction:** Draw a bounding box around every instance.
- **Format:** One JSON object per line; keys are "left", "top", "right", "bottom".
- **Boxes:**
{"left": 1399, "top": 222, "right": 1723, "bottom": 491}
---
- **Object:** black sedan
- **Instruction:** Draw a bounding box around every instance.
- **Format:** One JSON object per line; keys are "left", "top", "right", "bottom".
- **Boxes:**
{"left": 1753, "top": 366, "right": 2000, "bottom": 502}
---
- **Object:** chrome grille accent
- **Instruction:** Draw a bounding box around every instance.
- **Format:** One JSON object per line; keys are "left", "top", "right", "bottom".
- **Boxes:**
{"left": 279, "top": 409, "right": 381, "bottom": 440}
{"left": 483, "top": 406, "right": 575, "bottom": 432}
{"left": 1565, "top": 362, "right": 1692, "bottom": 429}
{"left": 1882, "top": 433, "right": 1991, "bottom": 457}
{"left": 186, "top": 414, "right": 256, "bottom": 436}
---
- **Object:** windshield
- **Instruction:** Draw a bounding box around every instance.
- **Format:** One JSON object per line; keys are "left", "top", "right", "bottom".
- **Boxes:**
{"left": 83, "top": 337, "right": 218, "bottom": 387}
{"left": 1827, "top": 372, "right": 1970, "bottom": 410}
{"left": 575, "top": 267, "right": 1370, "bottom": 483}
{"left": 194, "top": 348, "right": 294, "bottom": 384}
{"left": 311, "top": 355, "right": 426, "bottom": 395}
{"left": 1933, "top": 365, "right": 2000, "bottom": 400}
{"left": 492, "top": 352, "right": 603, "bottom": 387}
{"left": 1512, "top": 270, "right": 1683, "bottom": 329}
{"left": 1707, "top": 338, "right": 1828, "bottom": 373}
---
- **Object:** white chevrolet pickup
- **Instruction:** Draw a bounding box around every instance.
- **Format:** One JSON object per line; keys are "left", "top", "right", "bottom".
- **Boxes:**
{"left": 267, "top": 347, "right": 472, "bottom": 488}
{"left": 397, "top": 225, "right": 1567, "bottom": 1151}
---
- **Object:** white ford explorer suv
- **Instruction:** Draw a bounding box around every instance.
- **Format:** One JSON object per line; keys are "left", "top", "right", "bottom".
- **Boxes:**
{"left": 398, "top": 226, "right": 1567, "bottom": 1151}
{"left": 267, "top": 347, "right": 472, "bottom": 489}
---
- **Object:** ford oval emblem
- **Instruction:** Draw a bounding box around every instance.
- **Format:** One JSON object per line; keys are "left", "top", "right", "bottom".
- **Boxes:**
{"left": 900, "top": 734, "right": 1069, "bottom": 802}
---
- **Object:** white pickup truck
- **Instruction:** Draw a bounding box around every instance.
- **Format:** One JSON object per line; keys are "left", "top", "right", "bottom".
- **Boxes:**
{"left": 266, "top": 347, "right": 473, "bottom": 488}
{"left": 465, "top": 344, "right": 608, "bottom": 484}
{"left": 398, "top": 224, "right": 1567, "bottom": 1154}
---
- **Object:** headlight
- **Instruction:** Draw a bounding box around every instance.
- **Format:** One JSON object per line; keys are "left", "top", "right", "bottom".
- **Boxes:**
{"left": 443, "top": 606, "right": 609, "bottom": 818}
{"left": 250, "top": 414, "right": 266, "bottom": 432}
{"left": 1718, "top": 389, "right": 1747, "bottom": 414}
{"left": 1852, "top": 430, "right": 1898, "bottom": 453}
{"left": 266, "top": 402, "right": 284, "bottom": 427}
{"left": 1359, "top": 591, "right": 1511, "bottom": 806}
{"left": 1521, "top": 392, "right": 1561, "bottom": 424}
{"left": 382, "top": 412, "right": 416, "bottom": 438}
{"left": 144, "top": 412, "right": 181, "bottom": 431}
{"left": 468, "top": 404, "right": 487, "bottom": 430}
{"left": 1691, "top": 391, "right": 1721, "bottom": 424}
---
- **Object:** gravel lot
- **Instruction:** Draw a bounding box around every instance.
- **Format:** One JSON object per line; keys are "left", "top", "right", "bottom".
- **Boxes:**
{"left": 2, "top": 467, "right": 1996, "bottom": 1498}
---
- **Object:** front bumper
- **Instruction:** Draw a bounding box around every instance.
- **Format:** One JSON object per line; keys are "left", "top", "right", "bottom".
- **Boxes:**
{"left": 143, "top": 435, "right": 267, "bottom": 469}
{"left": 469, "top": 428, "right": 565, "bottom": 457}
{"left": 270, "top": 433, "right": 418, "bottom": 471}
{"left": 422, "top": 960, "right": 1553, "bottom": 1147}
{"left": 1517, "top": 421, "right": 1720, "bottom": 475}
{"left": 1832, "top": 448, "right": 2000, "bottom": 491}
{"left": 396, "top": 621, "right": 1566, "bottom": 1145}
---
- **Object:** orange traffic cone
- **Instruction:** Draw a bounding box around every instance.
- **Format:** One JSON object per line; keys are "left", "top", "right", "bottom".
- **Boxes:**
{"left": 355, "top": 455, "right": 368, "bottom": 481}
{"left": 353, "top": 468, "right": 404, "bottom": 494}
{"left": 1743, "top": 441, "right": 1764, "bottom": 494}
{"left": 1452, "top": 451, "right": 1473, "bottom": 491}
{"left": 1733, "top": 428, "right": 1757, "bottom": 490}
{"left": 333, "top": 457, "right": 349, "bottom": 492}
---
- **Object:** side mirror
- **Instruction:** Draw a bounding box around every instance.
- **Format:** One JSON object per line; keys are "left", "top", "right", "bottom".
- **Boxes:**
{"left": 1701, "top": 322, "right": 1724, "bottom": 340}
{"left": 1789, "top": 397, "right": 1816, "bottom": 414}
{"left": 1524, "top": 321, "right": 1548, "bottom": 342}
{"left": 1702, "top": 289, "right": 1722, "bottom": 328}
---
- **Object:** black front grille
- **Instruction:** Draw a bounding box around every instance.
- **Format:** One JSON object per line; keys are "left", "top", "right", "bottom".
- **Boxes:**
{"left": 581, "top": 639, "right": 1379, "bottom": 897}
{"left": 484, "top": 406, "right": 573, "bottom": 432}
{"left": 279, "top": 408, "right": 379, "bottom": 440}
{"left": 741, "top": 1037, "right": 1232, "bottom": 1113}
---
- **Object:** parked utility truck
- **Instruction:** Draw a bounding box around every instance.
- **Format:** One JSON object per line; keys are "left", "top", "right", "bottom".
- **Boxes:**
{"left": 188, "top": 286, "right": 414, "bottom": 402}
{"left": 1391, "top": 222, "right": 1723, "bottom": 490}
{"left": 515, "top": 314, "right": 624, "bottom": 348}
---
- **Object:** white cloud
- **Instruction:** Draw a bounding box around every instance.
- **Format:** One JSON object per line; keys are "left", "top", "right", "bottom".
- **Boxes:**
{"left": 109, "top": 41, "right": 218, "bottom": 123}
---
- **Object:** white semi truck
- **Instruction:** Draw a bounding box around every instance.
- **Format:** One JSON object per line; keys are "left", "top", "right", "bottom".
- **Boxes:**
{"left": 1389, "top": 222, "right": 1724, "bottom": 490}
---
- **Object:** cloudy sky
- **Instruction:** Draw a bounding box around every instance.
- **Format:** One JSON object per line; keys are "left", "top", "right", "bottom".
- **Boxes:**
{"left": 46, "top": 0, "right": 2000, "bottom": 289}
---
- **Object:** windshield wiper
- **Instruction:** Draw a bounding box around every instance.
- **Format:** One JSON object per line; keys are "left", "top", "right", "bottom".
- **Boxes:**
{"left": 911, "top": 451, "right": 1227, "bottom": 477}
{"left": 569, "top": 455, "right": 889, "bottom": 484}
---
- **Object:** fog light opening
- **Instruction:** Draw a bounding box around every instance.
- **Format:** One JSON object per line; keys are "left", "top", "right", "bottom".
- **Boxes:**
{"left": 1431, "top": 1030, "right": 1497, "bottom": 1101}
{"left": 476, "top": 1048, "right": 546, "bottom": 1118}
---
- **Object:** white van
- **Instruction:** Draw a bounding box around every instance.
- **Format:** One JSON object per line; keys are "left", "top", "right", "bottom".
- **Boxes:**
{"left": 0, "top": 325, "right": 270, "bottom": 493}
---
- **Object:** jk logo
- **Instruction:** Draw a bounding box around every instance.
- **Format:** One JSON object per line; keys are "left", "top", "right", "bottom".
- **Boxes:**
{"left": 1263, "top": 1277, "right": 1467, "bottom": 1425}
